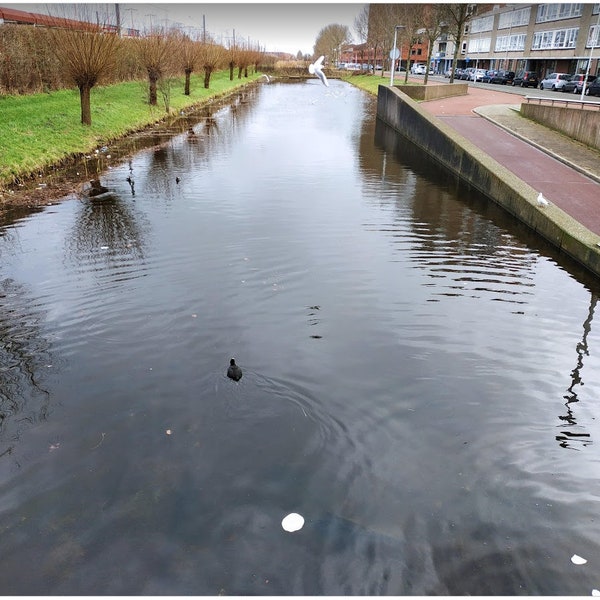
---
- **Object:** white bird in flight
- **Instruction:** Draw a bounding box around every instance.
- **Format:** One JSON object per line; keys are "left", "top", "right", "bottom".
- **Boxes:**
{"left": 308, "top": 55, "right": 329, "bottom": 87}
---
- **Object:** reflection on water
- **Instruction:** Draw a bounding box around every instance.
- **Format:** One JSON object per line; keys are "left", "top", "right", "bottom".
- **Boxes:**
{"left": 557, "top": 293, "right": 597, "bottom": 449}
{"left": 1, "top": 80, "right": 600, "bottom": 595}
{"left": 0, "top": 278, "right": 53, "bottom": 461}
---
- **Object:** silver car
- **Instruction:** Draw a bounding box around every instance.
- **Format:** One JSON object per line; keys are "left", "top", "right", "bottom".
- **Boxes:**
{"left": 539, "top": 73, "right": 571, "bottom": 91}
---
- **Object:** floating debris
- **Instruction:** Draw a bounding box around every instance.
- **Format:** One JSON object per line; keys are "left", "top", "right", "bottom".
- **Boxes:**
{"left": 592, "top": 589, "right": 600, "bottom": 596}
{"left": 91, "top": 432, "right": 106, "bottom": 449}
{"left": 572, "top": 554, "right": 588, "bottom": 565}
{"left": 166, "top": 429, "right": 172, "bottom": 435}
{"left": 281, "top": 512, "right": 304, "bottom": 532}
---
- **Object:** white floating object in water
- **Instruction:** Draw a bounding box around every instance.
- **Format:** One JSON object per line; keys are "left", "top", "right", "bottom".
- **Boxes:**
{"left": 281, "top": 512, "right": 304, "bottom": 532}
{"left": 571, "top": 554, "right": 588, "bottom": 565}
{"left": 592, "top": 589, "right": 600, "bottom": 596}
{"left": 537, "top": 192, "right": 550, "bottom": 207}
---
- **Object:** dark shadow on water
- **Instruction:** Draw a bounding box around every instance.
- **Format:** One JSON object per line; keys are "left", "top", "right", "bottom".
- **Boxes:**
{"left": 373, "top": 117, "right": 600, "bottom": 289}
{"left": 0, "top": 278, "right": 55, "bottom": 463}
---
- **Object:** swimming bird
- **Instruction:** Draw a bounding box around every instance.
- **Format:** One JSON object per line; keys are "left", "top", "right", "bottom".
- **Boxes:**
{"left": 227, "top": 358, "right": 242, "bottom": 381}
{"left": 537, "top": 192, "right": 550, "bottom": 207}
{"left": 261, "top": 74, "right": 271, "bottom": 83}
{"left": 308, "top": 55, "right": 329, "bottom": 87}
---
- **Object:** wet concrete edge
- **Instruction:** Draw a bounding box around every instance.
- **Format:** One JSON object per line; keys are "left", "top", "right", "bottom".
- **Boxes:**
{"left": 376, "top": 84, "right": 600, "bottom": 279}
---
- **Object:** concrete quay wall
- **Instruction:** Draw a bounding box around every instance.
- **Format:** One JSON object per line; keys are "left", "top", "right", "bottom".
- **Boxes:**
{"left": 376, "top": 84, "right": 600, "bottom": 278}
{"left": 520, "top": 102, "right": 600, "bottom": 150}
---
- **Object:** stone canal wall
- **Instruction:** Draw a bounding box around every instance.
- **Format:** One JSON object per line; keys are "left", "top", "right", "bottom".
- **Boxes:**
{"left": 520, "top": 101, "right": 600, "bottom": 151}
{"left": 376, "top": 84, "right": 600, "bottom": 278}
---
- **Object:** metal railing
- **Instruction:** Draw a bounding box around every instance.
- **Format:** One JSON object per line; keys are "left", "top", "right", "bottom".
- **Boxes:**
{"left": 524, "top": 95, "right": 600, "bottom": 111}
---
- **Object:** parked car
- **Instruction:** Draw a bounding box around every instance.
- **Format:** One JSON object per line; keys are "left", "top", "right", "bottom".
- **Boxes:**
{"left": 585, "top": 78, "right": 600, "bottom": 97}
{"left": 490, "top": 70, "right": 515, "bottom": 85}
{"left": 460, "top": 67, "right": 475, "bottom": 80}
{"left": 469, "top": 68, "right": 487, "bottom": 82}
{"left": 512, "top": 70, "right": 539, "bottom": 87}
{"left": 539, "top": 72, "right": 571, "bottom": 90}
{"left": 481, "top": 69, "right": 498, "bottom": 83}
{"left": 453, "top": 68, "right": 465, "bottom": 79}
{"left": 411, "top": 63, "right": 426, "bottom": 75}
{"left": 562, "top": 74, "right": 597, "bottom": 94}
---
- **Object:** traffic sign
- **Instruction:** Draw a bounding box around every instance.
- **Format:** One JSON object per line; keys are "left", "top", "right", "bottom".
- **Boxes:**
{"left": 389, "top": 48, "right": 400, "bottom": 60}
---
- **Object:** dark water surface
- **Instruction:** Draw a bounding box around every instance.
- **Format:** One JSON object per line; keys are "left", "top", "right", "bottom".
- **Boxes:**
{"left": 1, "top": 80, "right": 600, "bottom": 595}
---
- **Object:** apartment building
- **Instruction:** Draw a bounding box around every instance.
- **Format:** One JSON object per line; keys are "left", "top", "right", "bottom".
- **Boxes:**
{"left": 433, "top": 3, "right": 600, "bottom": 78}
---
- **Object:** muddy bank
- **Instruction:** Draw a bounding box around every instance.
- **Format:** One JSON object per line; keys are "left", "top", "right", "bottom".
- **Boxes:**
{"left": 0, "top": 83, "right": 261, "bottom": 216}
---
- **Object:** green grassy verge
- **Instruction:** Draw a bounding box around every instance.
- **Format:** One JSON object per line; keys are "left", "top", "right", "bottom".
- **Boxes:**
{"left": 341, "top": 73, "right": 391, "bottom": 96}
{"left": 0, "top": 70, "right": 262, "bottom": 187}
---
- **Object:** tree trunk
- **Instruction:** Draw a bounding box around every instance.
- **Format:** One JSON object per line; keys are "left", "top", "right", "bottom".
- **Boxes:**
{"left": 79, "top": 84, "right": 92, "bottom": 126}
{"left": 184, "top": 68, "right": 192, "bottom": 95}
{"left": 229, "top": 62, "right": 234, "bottom": 80}
{"left": 203, "top": 67, "right": 212, "bottom": 89}
{"left": 149, "top": 74, "right": 158, "bottom": 106}
{"left": 450, "top": 32, "right": 462, "bottom": 84}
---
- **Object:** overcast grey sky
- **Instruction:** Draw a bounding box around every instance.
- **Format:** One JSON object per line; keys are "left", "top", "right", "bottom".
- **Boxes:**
{"left": 4, "top": 2, "right": 367, "bottom": 55}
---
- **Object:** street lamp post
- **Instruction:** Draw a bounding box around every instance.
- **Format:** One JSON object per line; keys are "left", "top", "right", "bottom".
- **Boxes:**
{"left": 390, "top": 25, "right": 405, "bottom": 86}
{"left": 581, "top": 9, "right": 600, "bottom": 100}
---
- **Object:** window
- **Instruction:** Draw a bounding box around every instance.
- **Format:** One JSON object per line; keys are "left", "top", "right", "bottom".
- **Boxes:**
{"left": 587, "top": 25, "right": 600, "bottom": 48}
{"left": 495, "top": 34, "right": 526, "bottom": 52}
{"left": 532, "top": 28, "right": 579, "bottom": 49}
{"left": 467, "top": 37, "right": 491, "bottom": 53}
{"left": 536, "top": 4, "right": 583, "bottom": 23}
{"left": 498, "top": 7, "right": 531, "bottom": 29}
{"left": 471, "top": 15, "right": 494, "bottom": 33}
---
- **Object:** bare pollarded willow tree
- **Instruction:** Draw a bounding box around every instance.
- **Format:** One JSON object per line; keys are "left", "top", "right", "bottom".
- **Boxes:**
{"left": 50, "top": 25, "right": 122, "bottom": 125}
{"left": 134, "top": 30, "right": 182, "bottom": 107}
{"left": 199, "top": 39, "right": 225, "bottom": 89}
{"left": 178, "top": 35, "right": 202, "bottom": 95}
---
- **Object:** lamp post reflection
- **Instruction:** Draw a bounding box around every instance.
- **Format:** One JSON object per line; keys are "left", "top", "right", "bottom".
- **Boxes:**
{"left": 556, "top": 292, "right": 597, "bottom": 449}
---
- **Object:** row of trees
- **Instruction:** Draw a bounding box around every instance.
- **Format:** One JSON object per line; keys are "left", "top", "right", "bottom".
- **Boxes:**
{"left": 365, "top": 4, "right": 473, "bottom": 84}
{"left": 0, "top": 23, "right": 269, "bottom": 125}
{"left": 313, "top": 4, "right": 473, "bottom": 85}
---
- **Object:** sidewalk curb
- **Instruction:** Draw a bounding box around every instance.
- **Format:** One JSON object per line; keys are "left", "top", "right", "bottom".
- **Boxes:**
{"left": 473, "top": 106, "right": 600, "bottom": 185}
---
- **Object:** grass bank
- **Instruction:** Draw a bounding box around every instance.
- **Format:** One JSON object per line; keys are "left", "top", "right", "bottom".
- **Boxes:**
{"left": 342, "top": 73, "right": 393, "bottom": 96}
{"left": 0, "top": 70, "right": 262, "bottom": 188}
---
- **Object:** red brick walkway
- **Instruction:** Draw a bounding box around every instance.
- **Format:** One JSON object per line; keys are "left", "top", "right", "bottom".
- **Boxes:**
{"left": 419, "top": 88, "right": 600, "bottom": 239}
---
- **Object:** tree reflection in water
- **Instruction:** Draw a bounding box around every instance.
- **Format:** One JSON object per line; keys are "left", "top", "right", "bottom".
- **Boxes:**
{"left": 0, "top": 278, "right": 53, "bottom": 462}
{"left": 66, "top": 193, "right": 147, "bottom": 268}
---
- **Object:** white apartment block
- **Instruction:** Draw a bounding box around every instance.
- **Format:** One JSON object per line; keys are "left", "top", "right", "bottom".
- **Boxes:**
{"left": 432, "top": 3, "right": 600, "bottom": 77}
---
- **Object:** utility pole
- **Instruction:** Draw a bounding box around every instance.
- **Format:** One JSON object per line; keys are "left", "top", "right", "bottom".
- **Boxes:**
{"left": 124, "top": 7, "right": 136, "bottom": 34}
{"left": 115, "top": 3, "right": 121, "bottom": 36}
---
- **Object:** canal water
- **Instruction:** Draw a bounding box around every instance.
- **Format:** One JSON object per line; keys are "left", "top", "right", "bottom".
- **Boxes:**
{"left": 1, "top": 79, "right": 600, "bottom": 595}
